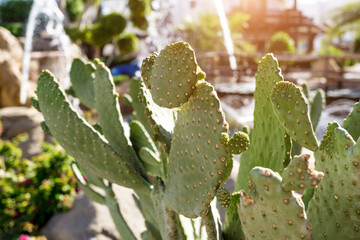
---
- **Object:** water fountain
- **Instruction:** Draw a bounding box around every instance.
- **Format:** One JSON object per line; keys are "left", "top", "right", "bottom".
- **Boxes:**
{"left": 213, "top": 0, "right": 237, "bottom": 72}
{"left": 21, "top": 0, "right": 71, "bottom": 104}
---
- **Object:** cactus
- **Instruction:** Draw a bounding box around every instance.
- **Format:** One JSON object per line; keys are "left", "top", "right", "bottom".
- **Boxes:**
{"left": 237, "top": 167, "right": 312, "bottom": 239}
{"left": 271, "top": 81, "right": 318, "bottom": 151}
{"left": 236, "top": 54, "right": 291, "bottom": 191}
{"left": 307, "top": 122, "right": 360, "bottom": 239}
{"left": 291, "top": 84, "right": 325, "bottom": 157}
{"left": 34, "top": 41, "right": 360, "bottom": 239}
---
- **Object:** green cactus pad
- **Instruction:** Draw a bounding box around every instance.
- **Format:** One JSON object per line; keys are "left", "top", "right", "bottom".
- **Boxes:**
{"left": 237, "top": 167, "right": 312, "bottom": 239}
{"left": 307, "top": 122, "right": 360, "bottom": 239}
{"left": 150, "top": 178, "right": 181, "bottom": 240}
{"left": 104, "top": 183, "right": 137, "bottom": 240}
{"left": 223, "top": 192, "right": 245, "bottom": 240}
{"left": 130, "top": 120, "right": 158, "bottom": 154}
{"left": 40, "top": 121, "right": 52, "bottom": 136}
{"left": 310, "top": 89, "right": 325, "bottom": 131}
{"left": 69, "top": 58, "right": 96, "bottom": 109}
{"left": 36, "top": 70, "right": 149, "bottom": 191}
{"left": 203, "top": 200, "right": 223, "bottom": 240}
{"left": 282, "top": 154, "right": 324, "bottom": 191}
{"left": 139, "top": 147, "right": 163, "bottom": 178}
{"left": 164, "top": 80, "right": 229, "bottom": 218}
{"left": 94, "top": 62, "right": 144, "bottom": 176}
{"left": 148, "top": 41, "right": 202, "bottom": 108}
{"left": 141, "top": 52, "right": 158, "bottom": 89}
{"left": 216, "top": 187, "right": 230, "bottom": 208}
{"left": 271, "top": 81, "right": 318, "bottom": 151}
{"left": 31, "top": 96, "right": 41, "bottom": 112}
{"left": 71, "top": 162, "right": 105, "bottom": 204}
{"left": 236, "top": 54, "right": 291, "bottom": 191}
{"left": 343, "top": 101, "right": 360, "bottom": 141}
{"left": 291, "top": 88, "right": 325, "bottom": 157}
{"left": 227, "top": 131, "right": 250, "bottom": 154}
{"left": 129, "top": 78, "right": 175, "bottom": 147}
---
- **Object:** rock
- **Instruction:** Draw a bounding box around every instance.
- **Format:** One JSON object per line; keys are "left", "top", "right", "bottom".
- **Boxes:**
{"left": 0, "top": 27, "right": 32, "bottom": 107}
{"left": 0, "top": 26, "right": 23, "bottom": 63}
{"left": 41, "top": 186, "right": 145, "bottom": 240}
{"left": 0, "top": 107, "right": 44, "bottom": 158}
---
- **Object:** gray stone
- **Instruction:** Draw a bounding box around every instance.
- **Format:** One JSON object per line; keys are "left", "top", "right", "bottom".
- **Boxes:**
{"left": 41, "top": 186, "right": 145, "bottom": 240}
{"left": 0, "top": 107, "right": 44, "bottom": 158}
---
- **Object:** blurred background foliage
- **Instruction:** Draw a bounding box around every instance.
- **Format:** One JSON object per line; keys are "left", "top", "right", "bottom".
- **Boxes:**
{"left": 0, "top": 132, "right": 77, "bottom": 240}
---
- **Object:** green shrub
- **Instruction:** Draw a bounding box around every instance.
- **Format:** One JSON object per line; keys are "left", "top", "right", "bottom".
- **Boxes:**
{"left": 0, "top": 0, "right": 33, "bottom": 22}
{"left": 66, "top": 0, "right": 84, "bottom": 23}
{"left": 0, "top": 138, "right": 77, "bottom": 239}
{"left": 117, "top": 32, "right": 139, "bottom": 55}
{"left": 269, "top": 31, "right": 296, "bottom": 53}
{"left": 0, "top": 22, "right": 25, "bottom": 37}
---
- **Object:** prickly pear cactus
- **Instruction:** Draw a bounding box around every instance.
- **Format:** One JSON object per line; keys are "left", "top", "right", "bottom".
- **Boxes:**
{"left": 281, "top": 154, "right": 323, "bottom": 191}
{"left": 236, "top": 54, "right": 291, "bottom": 191}
{"left": 237, "top": 167, "right": 312, "bottom": 239}
{"left": 271, "top": 81, "right": 318, "bottom": 151}
{"left": 307, "top": 122, "right": 360, "bottom": 239}
{"left": 35, "top": 70, "right": 149, "bottom": 192}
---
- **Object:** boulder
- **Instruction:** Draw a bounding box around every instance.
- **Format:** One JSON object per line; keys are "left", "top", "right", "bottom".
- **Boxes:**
{"left": 0, "top": 107, "right": 44, "bottom": 158}
{"left": 41, "top": 186, "right": 145, "bottom": 240}
{"left": 0, "top": 27, "right": 32, "bottom": 107}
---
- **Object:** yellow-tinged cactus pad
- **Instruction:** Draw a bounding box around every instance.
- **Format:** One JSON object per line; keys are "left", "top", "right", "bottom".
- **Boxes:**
{"left": 143, "top": 41, "right": 203, "bottom": 108}
{"left": 282, "top": 154, "right": 324, "bottom": 191}
{"left": 237, "top": 167, "right": 312, "bottom": 240}
{"left": 236, "top": 54, "right": 291, "bottom": 191}
{"left": 216, "top": 187, "right": 230, "bottom": 208}
{"left": 36, "top": 70, "right": 149, "bottom": 192}
{"left": 271, "top": 81, "right": 318, "bottom": 151}
{"left": 227, "top": 131, "right": 250, "bottom": 154}
{"left": 164, "top": 80, "right": 229, "bottom": 218}
{"left": 307, "top": 122, "right": 360, "bottom": 239}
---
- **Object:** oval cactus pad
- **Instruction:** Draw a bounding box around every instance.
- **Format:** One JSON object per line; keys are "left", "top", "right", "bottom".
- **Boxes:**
{"left": 164, "top": 81, "right": 229, "bottom": 218}
{"left": 147, "top": 41, "right": 199, "bottom": 108}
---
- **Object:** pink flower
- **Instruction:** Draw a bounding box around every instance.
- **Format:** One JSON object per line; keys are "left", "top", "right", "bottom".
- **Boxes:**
{"left": 19, "top": 235, "right": 29, "bottom": 240}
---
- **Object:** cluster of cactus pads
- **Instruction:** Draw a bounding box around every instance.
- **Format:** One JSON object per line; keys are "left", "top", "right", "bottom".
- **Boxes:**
{"left": 33, "top": 41, "right": 359, "bottom": 239}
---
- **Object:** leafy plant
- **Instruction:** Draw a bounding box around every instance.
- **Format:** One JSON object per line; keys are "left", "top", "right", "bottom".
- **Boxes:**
{"left": 32, "top": 41, "right": 359, "bottom": 239}
{"left": 268, "top": 31, "right": 296, "bottom": 53}
{"left": 0, "top": 138, "right": 77, "bottom": 239}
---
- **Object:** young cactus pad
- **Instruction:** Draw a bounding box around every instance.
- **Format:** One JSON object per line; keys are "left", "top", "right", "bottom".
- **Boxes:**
{"left": 237, "top": 167, "right": 312, "bottom": 239}
{"left": 271, "top": 81, "right": 318, "bottom": 151}
{"left": 307, "top": 122, "right": 360, "bottom": 239}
